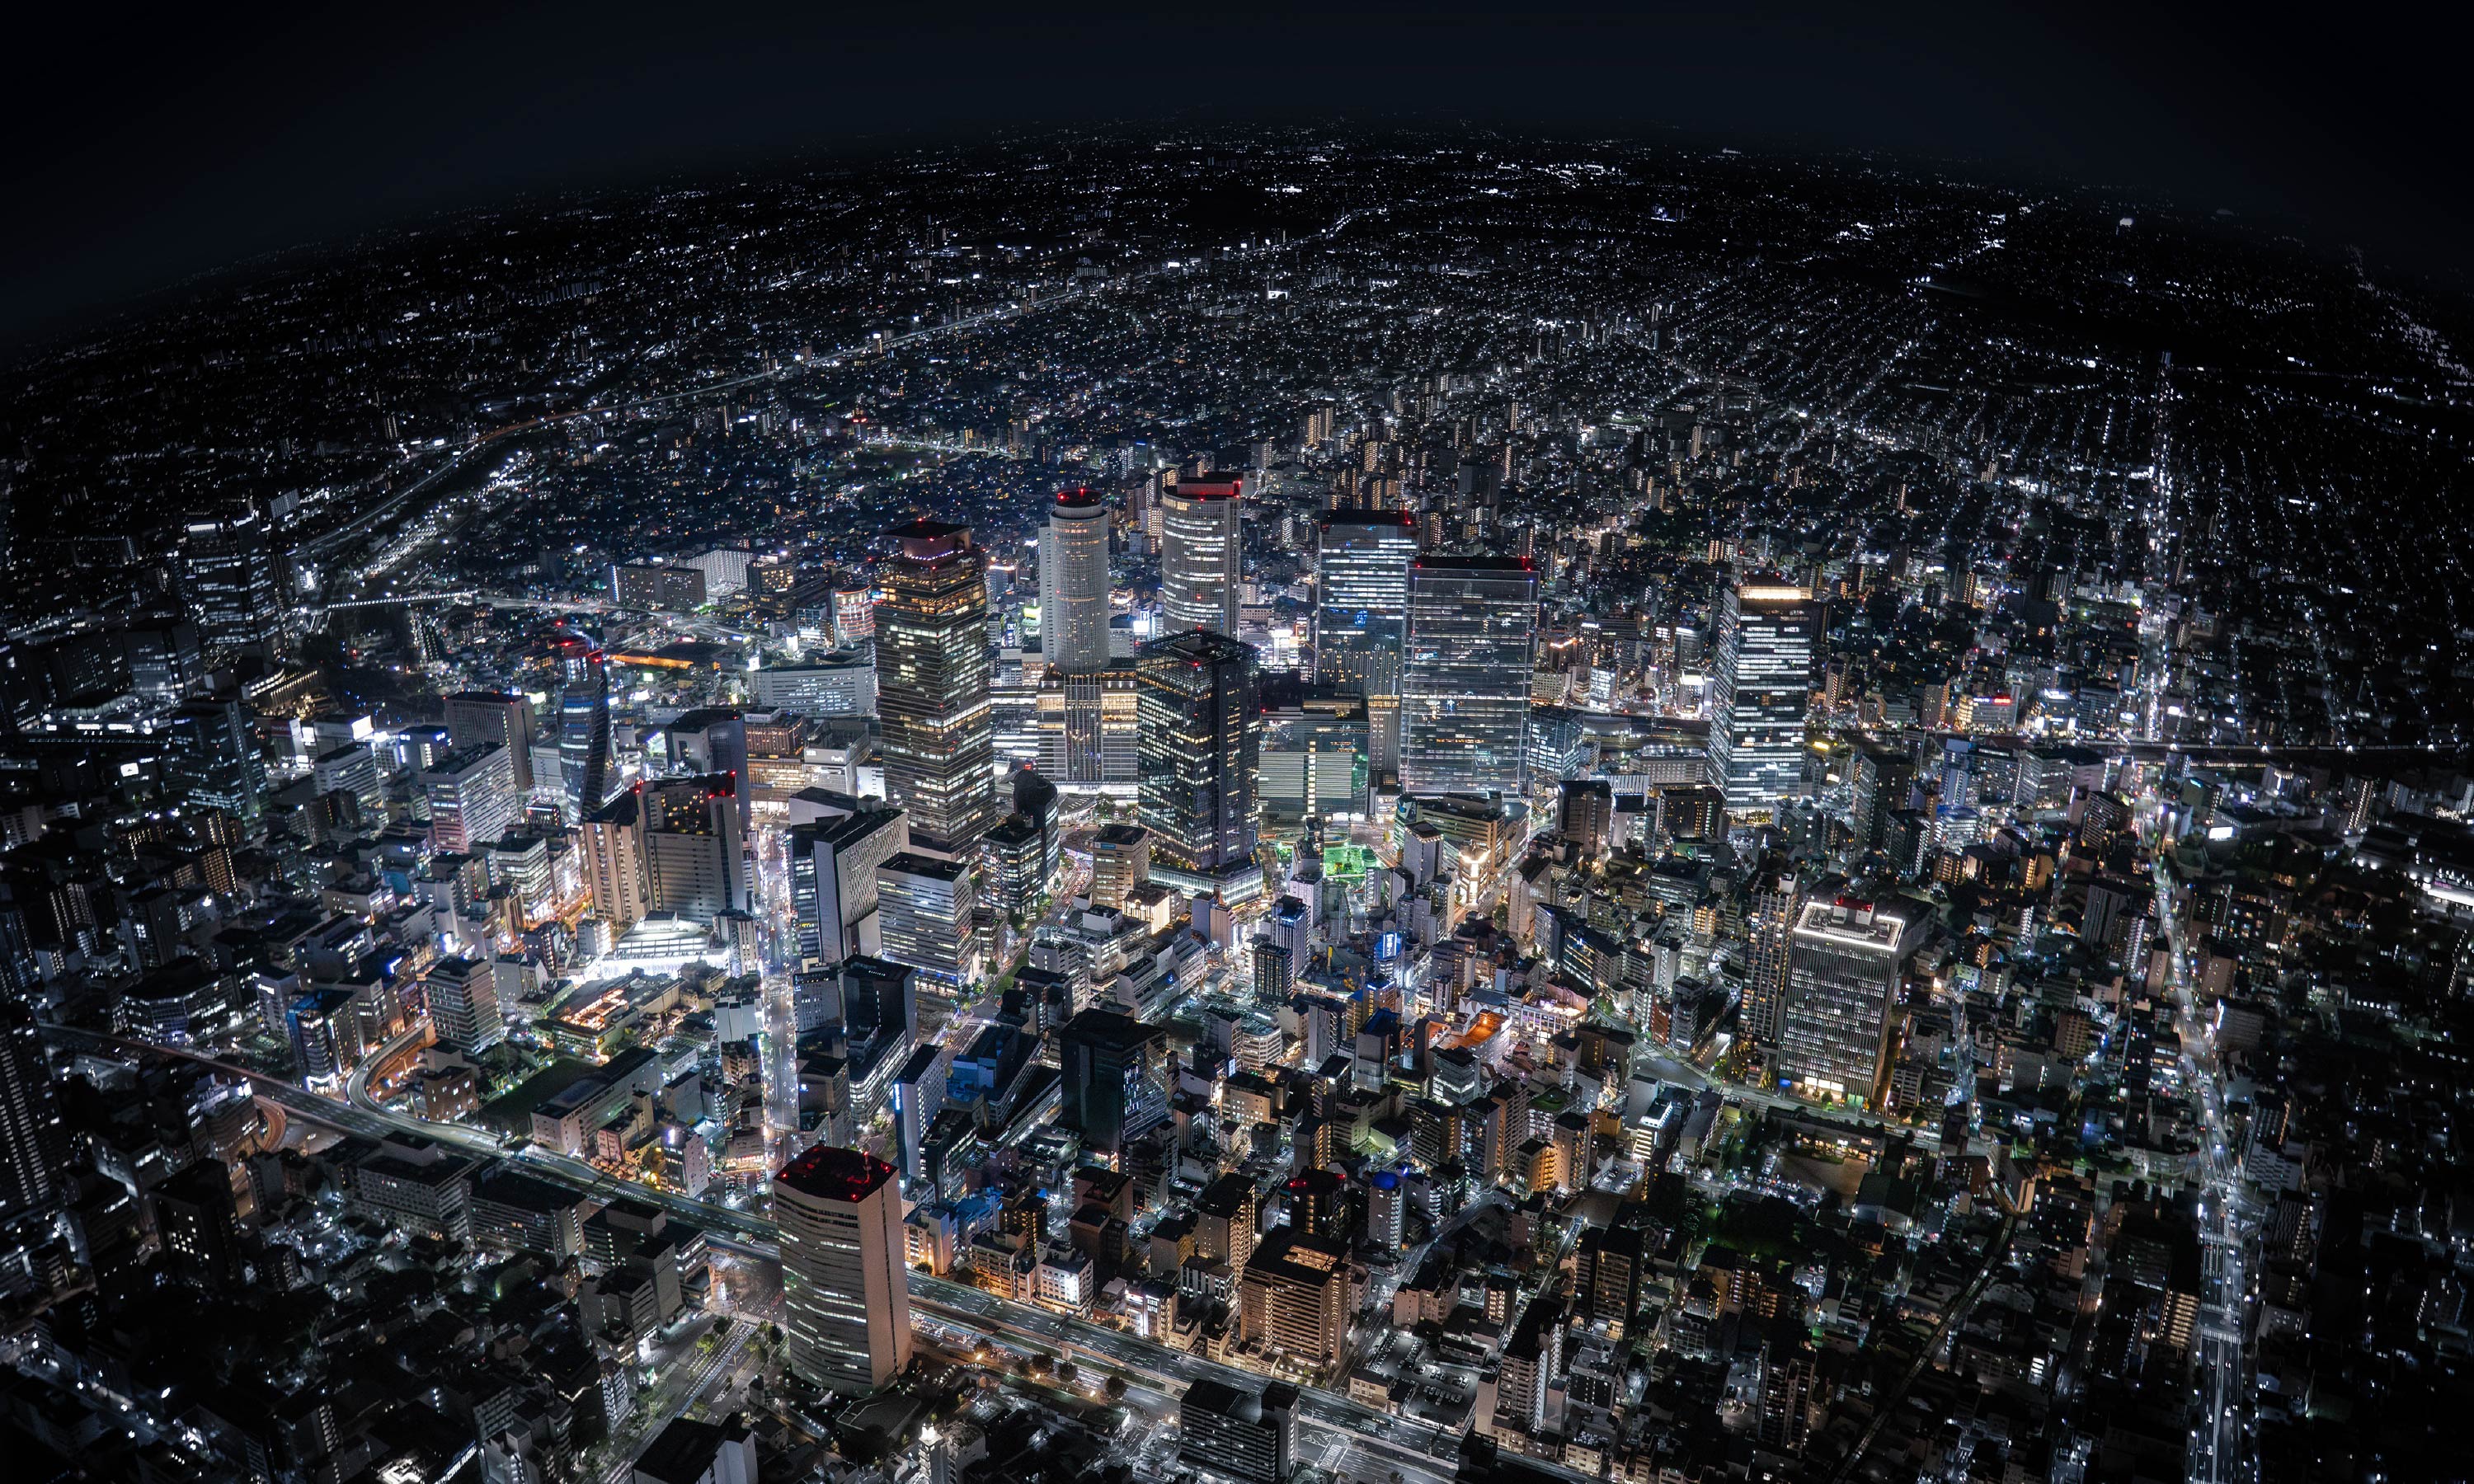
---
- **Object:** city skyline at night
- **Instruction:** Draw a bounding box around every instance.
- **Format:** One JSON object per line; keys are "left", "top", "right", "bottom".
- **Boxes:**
{"left": 0, "top": 25, "right": 2465, "bottom": 1484}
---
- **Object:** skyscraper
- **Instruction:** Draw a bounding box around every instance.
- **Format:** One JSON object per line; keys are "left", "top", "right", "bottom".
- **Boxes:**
{"left": 1136, "top": 629, "right": 1262, "bottom": 902}
{"left": 1259, "top": 693, "right": 1368, "bottom": 824}
{"left": 178, "top": 507, "right": 288, "bottom": 658}
{"left": 874, "top": 521, "right": 997, "bottom": 860}
{"left": 876, "top": 852, "right": 979, "bottom": 988}
{"left": 1038, "top": 487, "right": 1112, "bottom": 675}
{"left": 443, "top": 692, "right": 539, "bottom": 792}
{"left": 1036, "top": 664, "right": 1140, "bottom": 791}
{"left": 1741, "top": 858, "right": 1800, "bottom": 1048}
{"left": 640, "top": 774, "right": 749, "bottom": 923}
{"left": 788, "top": 805, "right": 909, "bottom": 969}
{"left": 1706, "top": 578, "right": 1818, "bottom": 819}
{"left": 424, "top": 743, "right": 520, "bottom": 855}
{"left": 774, "top": 1145, "right": 912, "bottom": 1395}
{"left": 163, "top": 698, "right": 265, "bottom": 824}
{"left": 1776, "top": 900, "right": 1925, "bottom": 1108}
{"left": 1160, "top": 474, "right": 1243, "bottom": 637}
{"left": 1850, "top": 741, "right": 1917, "bottom": 857}
{"left": 1235, "top": 1226, "right": 1352, "bottom": 1371}
{"left": 1316, "top": 511, "right": 1417, "bottom": 780}
{"left": 1315, "top": 511, "right": 1417, "bottom": 695}
{"left": 1399, "top": 556, "right": 1539, "bottom": 799}
{"left": 560, "top": 647, "right": 615, "bottom": 820}
{"left": 665, "top": 708, "right": 750, "bottom": 830}
{"left": 581, "top": 789, "right": 651, "bottom": 934}
{"left": 1058, "top": 1008, "right": 1168, "bottom": 1157}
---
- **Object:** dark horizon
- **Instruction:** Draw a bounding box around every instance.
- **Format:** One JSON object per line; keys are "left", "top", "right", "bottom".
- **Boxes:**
{"left": 4, "top": 2, "right": 2465, "bottom": 352}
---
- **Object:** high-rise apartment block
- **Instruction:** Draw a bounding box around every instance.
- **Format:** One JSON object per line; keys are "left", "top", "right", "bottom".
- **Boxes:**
{"left": 1236, "top": 1226, "right": 1352, "bottom": 1372}
{"left": 1740, "top": 860, "right": 1800, "bottom": 1047}
{"left": 1178, "top": 1379, "right": 1300, "bottom": 1484}
{"left": 424, "top": 955, "right": 505, "bottom": 1055}
{"left": 640, "top": 774, "right": 748, "bottom": 923}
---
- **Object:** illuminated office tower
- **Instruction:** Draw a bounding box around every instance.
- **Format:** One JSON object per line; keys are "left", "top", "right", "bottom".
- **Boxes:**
{"left": 788, "top": 804, "right": 909, "bottom": 969}
{"left": 580, "top": 790, "right": 651, "bottom": 934}
{"left": 1315, "top": 512, "right": 1417, "bottom": 693}
{"left": 874, "top": 520, "right": 997, "bottom": 860}
{"left": 177, "top": 506, "right": 288, "bottom": 658}
{"left": 1136, "top": 630, "right": 1262, "bottom": 902}
{"left": 424, "top": 743, "right": 520, "bottom": 854}
{"left": 559, "top": 648, "right": 614, "bottom": 819}
{"left": 1260, "top": 693, "right": 1368, "bottom": 824}
{"left": 1160, "top": 474, "right": 1243, "bottom": 636}
{"left": 1705, "top": 578, "right": 1818, "bottom": 819}
{"left": 775, "top": 1145, "right": 912, "bottom": 1395}
{"left": 424, "top": 956, "right": 505, "bottom": 1055}
{"left": 640, "top": 774, "right": 748, "bottom": 924}
{"left": 1039, "top": 487, "right": 1112, "bottom": 675}
{"left": 1037, "top": 665, "right": 1141, "bottom": 791}
{"left": 1316, "top": 511, "right": 1417, "bottom": 777}
{"left": 1399, "top": 556, "right": 1539, "bottom": 798}
{"left": 1776, "top": 901, "right": 1925, "bottom": 1108}
{"left": 444, "top": 692, "right": 538, "bottom": 792}
{"left": 877, "top": 852, "right": 980, "bottom": 989}
{"left": 164, "top": 698, "right": 265, "bottom": 825}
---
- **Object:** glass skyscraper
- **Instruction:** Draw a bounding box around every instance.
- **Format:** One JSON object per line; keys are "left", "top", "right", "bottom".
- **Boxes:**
{"left": 1706, "top": 578, "right": 1818, "bottom": 819}
{"left": 1160, "top": 475, "right": 1243, "bottom": 636}
{"left": 1315, "top": 511, "right": 1418, "bottom": 695}
{"left": 1399, "top": 555, "right": 1539, "bottom": 799}
{"left": 558, "top": 646, "right": 614, "bottom": 820}
{"left": 875, "top": 519, "right": 998, "bottom": 860}
{"left": 1136, "top": 628, "right": 1262, "bottom": 901}
{"left": 1038, "top": 486, "right": 1112, "bottom": 674}
{"left": 177, "top": 507, "right": 288, "bottom": 658}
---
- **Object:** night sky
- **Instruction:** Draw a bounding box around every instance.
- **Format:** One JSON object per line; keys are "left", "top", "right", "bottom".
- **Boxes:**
{"left": 3, "top": 2, "right": 2461, "bottom": 350}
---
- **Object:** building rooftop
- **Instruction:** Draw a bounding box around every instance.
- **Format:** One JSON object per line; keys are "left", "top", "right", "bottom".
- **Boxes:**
{"left": 775, "top": 1145, "right": 896, "bottom": 1203}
